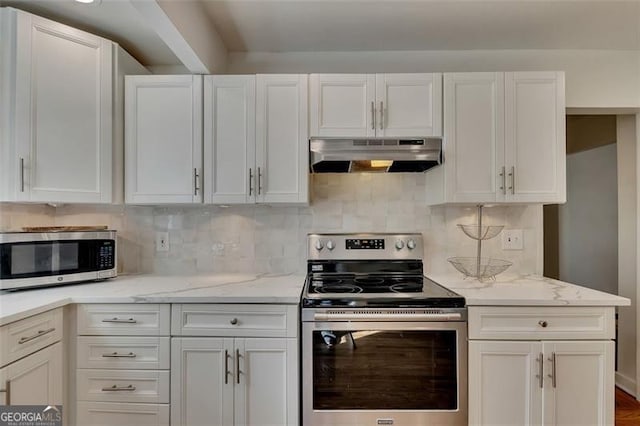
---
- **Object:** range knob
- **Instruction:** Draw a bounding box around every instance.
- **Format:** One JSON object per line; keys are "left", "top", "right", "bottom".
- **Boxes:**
{"left": 314, "top": 240, "right": 324, "bottom": 251}
{"left": 395, "top": 240, "right": 405, "bottom": 250}
{"left": 407, "top": 239, "right": 417, "bottom": 250}
{"left": 326, "top": 240, "right": 335, "bottom": 251}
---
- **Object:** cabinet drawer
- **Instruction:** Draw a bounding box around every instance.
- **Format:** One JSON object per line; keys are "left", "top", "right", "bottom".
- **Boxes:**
{"left": 0, "top": 308, "right": 63, "bottom": 367}
{"left": 77, "top": 336, "right": 170, "bottom": 369}
{"left": 76, "top": 369, "right": 169, "bottom": 403}
{"left": 76, "top": 402, "right": 169, "bottom": 426}
{"left": 77, "top": 304, "right": 170, "bottom": 336}
{"left": 172, "top": 304, "right": 298, "bottom": 337}
{"left": 469, "top": 306, "right": 615, "bottom": 340}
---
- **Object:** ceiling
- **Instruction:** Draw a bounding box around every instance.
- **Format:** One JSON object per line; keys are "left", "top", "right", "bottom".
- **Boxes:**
{"left": 1, "top": 0, "right": 639, "bottom": 68}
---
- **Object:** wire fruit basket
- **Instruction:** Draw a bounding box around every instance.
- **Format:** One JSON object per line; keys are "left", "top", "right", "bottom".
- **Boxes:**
{"left": 448, "top": 205, "right": 512, "bottom": 281}
{"left": 448, "top": 257, "right": 512, "bottom": 279}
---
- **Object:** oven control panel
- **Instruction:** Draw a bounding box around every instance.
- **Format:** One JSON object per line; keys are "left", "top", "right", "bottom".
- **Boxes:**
{"left": 308, "top": 233, "right": 423, "bottom": 260}
{"left": 346, "top": 239, "right": 385, "bottom": 250}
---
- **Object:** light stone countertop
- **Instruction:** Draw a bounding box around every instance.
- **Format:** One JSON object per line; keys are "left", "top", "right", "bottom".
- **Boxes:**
{"left": 0, "top": 273, "right": 306, "bottom": 326}
{"left": 428, "top": 273, "right": 631, "bottom": 307}
{"left": 0, "top": 272, "right": 631, "bottom": 326}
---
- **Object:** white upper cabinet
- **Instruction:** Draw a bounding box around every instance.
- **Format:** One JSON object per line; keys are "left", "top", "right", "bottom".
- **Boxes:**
{"left": 310, "top": 73, "right": 442, "bottom": 138}
{"left": 310, "top": 74, "right": 375, "bottom": 138}
{"left": 376, "top": 73, "right": 442, "bottom": 137}
{"left": 442, "top": 73, "right": 504, "bottom": 204}
{"left": 505, "top": 72, "right": 566, "bottom": 203}
{"left": 426, "top": 71, "right": 565, "bottom": 205}
{"left": 204, "top": 74, "right": 308, "bottom": 205}
{"left": 204, "top": 75, "right": 256, "bottom": 204}
{"left": 256, "top": 74, "right": 309, "bottom": 204}
{"left": 125, "top": 75, "right": 203, "bottom": 204}
{"left": 0, "top": 8, "right": 114, "bottom": 203}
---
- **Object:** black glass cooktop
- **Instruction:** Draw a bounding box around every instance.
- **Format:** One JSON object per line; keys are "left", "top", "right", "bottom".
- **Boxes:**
{"left": 302, "top": 273, "right": 466, "bottom": 308}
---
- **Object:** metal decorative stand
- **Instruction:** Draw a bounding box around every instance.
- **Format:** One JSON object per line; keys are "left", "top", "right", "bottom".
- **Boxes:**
{"left": 448, "top": 205, "right": 512, "bottom": 281}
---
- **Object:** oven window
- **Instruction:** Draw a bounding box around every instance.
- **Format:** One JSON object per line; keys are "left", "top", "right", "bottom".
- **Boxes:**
{"left": 312, "top": 330, "right": 458, "bottom": 410}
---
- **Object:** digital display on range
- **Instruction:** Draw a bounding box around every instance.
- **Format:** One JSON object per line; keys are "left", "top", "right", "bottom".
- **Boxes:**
{"left": 345, "top": 239, "right": 385, "bottom": 250}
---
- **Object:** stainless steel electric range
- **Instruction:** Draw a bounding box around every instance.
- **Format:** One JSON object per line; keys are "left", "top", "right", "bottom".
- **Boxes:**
{"left": 301, "top": 233, "right": 467, "bottom": 426}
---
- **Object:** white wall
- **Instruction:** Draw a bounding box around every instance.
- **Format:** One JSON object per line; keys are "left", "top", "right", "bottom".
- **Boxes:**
{"left": 558, "top": 144, "right": 618, "bottom": 294}
{"left": 227, "top": 49, "right": 640, "bottom": 108}
{"left": 617, "top": 116, "right": 637, "bottom": 395}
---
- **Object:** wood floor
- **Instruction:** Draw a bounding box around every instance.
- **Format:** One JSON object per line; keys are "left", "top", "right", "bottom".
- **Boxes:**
{"left": 616, "top": 387, "right": 640, "bottom": 425}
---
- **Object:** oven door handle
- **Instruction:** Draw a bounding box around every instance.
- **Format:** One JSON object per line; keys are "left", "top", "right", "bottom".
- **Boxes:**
{"left": 313, "top": 313, "right": 463, "bottom": 321}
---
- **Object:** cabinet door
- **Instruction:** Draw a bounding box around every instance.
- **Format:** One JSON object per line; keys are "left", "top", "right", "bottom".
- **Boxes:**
{"left": 11, "top": 10, "right": 113, "bottom": 203}
{"left": 443, "top": 73, "right": 504, "bottom": 203}
{"left": 234, "top": 338, "right": 298, "bottom": 426}
{"left": 376, "top": 73, "right": 442, "bottom": 137}
{"left": 505, "top": 71, "right": 566, "bottom": 203}
{"left": 469, "top": 341, "right": 542, "bottom": 426}
{"left": 256, "top": 74, "right": 309, "bottom": 204}
{"left": 204, "top": 75, "right": 256, "bottom": 204}
{"left": 125, "top": 75, "right": 203, "bottom": 204}
{"left": 0, "top": 342, "right": 62, "bottom": 406}
{"left": 171, "top": 337, "right": 233, "bottom": 426}
{"left": 542, "top": 341, "right": 614, "bottom": 426}
{"left": 310, "top": 74, "right": 375, "bottom": 137}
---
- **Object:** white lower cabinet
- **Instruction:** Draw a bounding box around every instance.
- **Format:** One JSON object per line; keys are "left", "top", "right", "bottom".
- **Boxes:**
{"left": 0, "top": 341, "right": 63, "bottom": 406}
{"left": 171, "top": 337, "right": 298, "bottom": 426}
{"left": 468, "top": 307, "right": 615, "bottom": 426}
{"left": 171, "top": 303, "right": 299, "bottom": 426}
{"left": 75, "top": 304, "right": 170, "bottom": 426}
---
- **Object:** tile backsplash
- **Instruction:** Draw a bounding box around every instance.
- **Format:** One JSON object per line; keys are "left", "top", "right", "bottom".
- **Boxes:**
{"left": 0, "top": 174, "right": 542, "bottom": 276}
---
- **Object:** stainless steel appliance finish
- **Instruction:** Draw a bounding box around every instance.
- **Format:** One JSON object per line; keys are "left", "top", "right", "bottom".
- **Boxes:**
{"left": 309, "top": 138, "right": 442, "bottom": 173}
{"left": 302, "top": 233, "right": 467, "bottom": 426}
{"left": 0, "top": 230, "right": 117, "bottom": 291}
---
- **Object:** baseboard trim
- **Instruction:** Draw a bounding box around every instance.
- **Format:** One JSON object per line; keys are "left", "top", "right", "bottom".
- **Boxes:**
{"left": 616, "top": 371, "right": 637, "bottom": 397}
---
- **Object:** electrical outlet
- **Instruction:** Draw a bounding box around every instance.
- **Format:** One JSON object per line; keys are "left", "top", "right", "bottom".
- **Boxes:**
{"left": 502, "top": 229, "right": 524, "bottom": 250}
{"left": 156, "top": 232, "right": 169, "bottom": 252}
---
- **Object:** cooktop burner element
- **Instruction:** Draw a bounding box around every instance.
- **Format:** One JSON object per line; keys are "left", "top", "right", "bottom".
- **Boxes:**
{"left": 302, "top": 233, "right": 466, "bottom": 309}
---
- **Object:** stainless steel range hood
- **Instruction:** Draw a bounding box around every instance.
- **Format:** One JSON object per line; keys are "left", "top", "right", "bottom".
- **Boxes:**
{"left": 309, "top": 138, "right": 442, "bottom": 173}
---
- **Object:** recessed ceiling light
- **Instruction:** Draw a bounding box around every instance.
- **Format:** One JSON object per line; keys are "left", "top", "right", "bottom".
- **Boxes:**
{"left": 75, "top": 0, "right": 96, "bottom": 3}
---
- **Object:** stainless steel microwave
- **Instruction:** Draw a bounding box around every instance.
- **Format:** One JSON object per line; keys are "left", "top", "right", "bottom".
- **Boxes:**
{"left": 0, "top": 230, "right": 117, "bottom": 291}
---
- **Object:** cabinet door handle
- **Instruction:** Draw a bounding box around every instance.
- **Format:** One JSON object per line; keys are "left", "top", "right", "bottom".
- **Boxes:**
{"left": 380, "top": 101, "right": 384, "bottom": 130}
{"left": 258, "top": 167, "right": 263, "bottom": 195}
{"left": 249, "top": 168, "right": 254, "bottom": 196}
{"left": 18, "top": 327, "right": 55, "bottom": 344}
{"left": 499, "top": 167, "right": 506, "bottom": 194}
{"left": 101, "top": 384, "right": 136, "bottom": 392}
{"left": 230, "top": 318, "right": 238, "bottom": 325}
{"left": 194, "top": 168, "right": 200, "bottom": 196}
{"left": 101, "top": 318, "right": 137, "bottom": 324}
{"left": 224, "top": 350, "right": 230, "bottom": 384}
{"left": 508, "top": 166, "right": 515, "bottom": 194}
{"left": 102, "top": 352, "right": 136, "bottom": 358}
{"left": 371, "top": 101, "right": 375, "bottom": 130}
{"left": 548, "top": 352, "right": 557, "bottom": 388}
{"left": 236, "top": 349, "right": 241, "bottom": 384}
{"left": 0, "top": 380, "right": 11, "bottom": 405}
{"left": 19, "top": 158, "right": 25, "bottom": 192}
{"left": 536, "top": 352, "right": 544, "bottom": 388}
{"left": 538, "top": 320, "right": 548, "bottom": 328}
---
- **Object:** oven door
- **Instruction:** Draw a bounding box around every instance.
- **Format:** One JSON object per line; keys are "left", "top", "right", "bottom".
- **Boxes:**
{"left": 302, "top": 320, "right": 467, "bottom": 426}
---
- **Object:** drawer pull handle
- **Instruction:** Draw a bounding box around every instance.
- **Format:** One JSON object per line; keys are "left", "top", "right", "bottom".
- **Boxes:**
{"left": 102, "top": 318, "right": 137, "bottom": 324}
{"left": 18, "top": 327, "right": 55, "bottom": 344}
{"left": 101, "top": 385, "right": 136, "bottom": 392}
{"left": 102, "top": 352, "right": 137, "bottom": 358}
{"left": 0, "top": 380, "right": 11, "bottom": 405}
{"left": 230, "top": 318, "right": 238, "bottom": 325}
{"left": 538, "top": 320, "right": 548, "bottom": 328}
